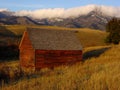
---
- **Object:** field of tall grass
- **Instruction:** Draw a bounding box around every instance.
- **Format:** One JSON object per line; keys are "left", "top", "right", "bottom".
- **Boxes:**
{"left": 1, "top": 25, "right": 116, "bottom": 90}
{"left": 1, "top": 44, "right": 120, "bottom": 90}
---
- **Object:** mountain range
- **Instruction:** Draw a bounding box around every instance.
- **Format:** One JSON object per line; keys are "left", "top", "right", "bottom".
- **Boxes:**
{"left": 0, "top": 9, "right": 113, "bottom": 30}
{"left": 0, "top": 11, "right": 40, "bottom": 25}
{"left": 35, "top": 11, "right": 112, "bottom": 30}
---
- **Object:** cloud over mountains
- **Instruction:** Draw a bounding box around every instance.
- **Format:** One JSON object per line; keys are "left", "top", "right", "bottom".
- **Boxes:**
{"left": 1, "top": 5, "right": 120, "bottom": 19}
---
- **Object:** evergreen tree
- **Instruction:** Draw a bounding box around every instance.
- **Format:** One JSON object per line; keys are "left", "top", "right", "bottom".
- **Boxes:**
{"left": 106, "top": 18, "right": 120, "bottom": 44}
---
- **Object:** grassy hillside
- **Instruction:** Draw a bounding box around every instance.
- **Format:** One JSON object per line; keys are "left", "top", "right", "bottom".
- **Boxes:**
{"left": 4, "top": 25, "right": 107, "bottom": 47}
{"left": 1, "top": 45, "right": 120, "bottom": 90}
{"left": 0, "top": 25, "right": 110, "bottom": 90}
{"left": 76, "top": 28, "right": 106, "bottom": 47}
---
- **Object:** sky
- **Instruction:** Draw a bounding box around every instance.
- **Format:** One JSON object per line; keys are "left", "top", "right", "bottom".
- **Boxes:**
{"left": 0, "top": 0, "right": 119, "bottom": 11}
{"left": 0, "top": 0, "right": 119, "bottom": 19}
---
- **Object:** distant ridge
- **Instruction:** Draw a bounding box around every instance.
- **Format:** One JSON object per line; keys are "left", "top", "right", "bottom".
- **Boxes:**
{"left": 0, "top": 11, "right": 41, "bottom": 25}
{"left": 0, "top": 4, "right": 119, "bottom": 30}
{"left": 35, "top": 10, "right": 112, "bottom": 30}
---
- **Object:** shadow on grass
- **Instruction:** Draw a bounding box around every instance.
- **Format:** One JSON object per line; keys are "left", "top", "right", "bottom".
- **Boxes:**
{"left": 83, "top": 47, "right": 111, "bottom": 61}
{"left": 0, "top": 45, "right": 19, "bottom": 61}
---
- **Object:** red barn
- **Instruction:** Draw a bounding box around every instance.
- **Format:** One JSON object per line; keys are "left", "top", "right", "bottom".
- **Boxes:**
{"left": 19, "top": 28, "right": 82, "bottom": 71}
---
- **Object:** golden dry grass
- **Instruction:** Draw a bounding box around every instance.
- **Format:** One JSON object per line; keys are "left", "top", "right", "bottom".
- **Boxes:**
{"left": 1, "top": 45, "right": 120, "bottom": 90}
{"left": 0, "top": 25, "right": 111, "bottom": 90}
{"left": 76, "top": 28, "right": 106, "bottom": 47}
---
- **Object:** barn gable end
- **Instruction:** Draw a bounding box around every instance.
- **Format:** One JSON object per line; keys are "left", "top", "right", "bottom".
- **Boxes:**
{"left": 19, "top": 31, "right": 35, "bottom": 70}
{"left": 19, "top": 28, "right": 83, "bottom": 71}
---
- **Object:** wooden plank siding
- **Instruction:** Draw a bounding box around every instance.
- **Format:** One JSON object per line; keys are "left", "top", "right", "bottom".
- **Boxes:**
{"left": 35, "top": 50, "right": 82, "bottom": 70}
{"left": 19, "top": 31, "right": 35, "bottom": 69}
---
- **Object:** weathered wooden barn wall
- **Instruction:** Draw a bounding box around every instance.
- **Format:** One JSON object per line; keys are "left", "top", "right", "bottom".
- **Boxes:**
{"left": 19, "top": 31, "right": 35, "bottom": 69}
{"left": 35, "top": 50, "right": 82, "bottom": 70}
